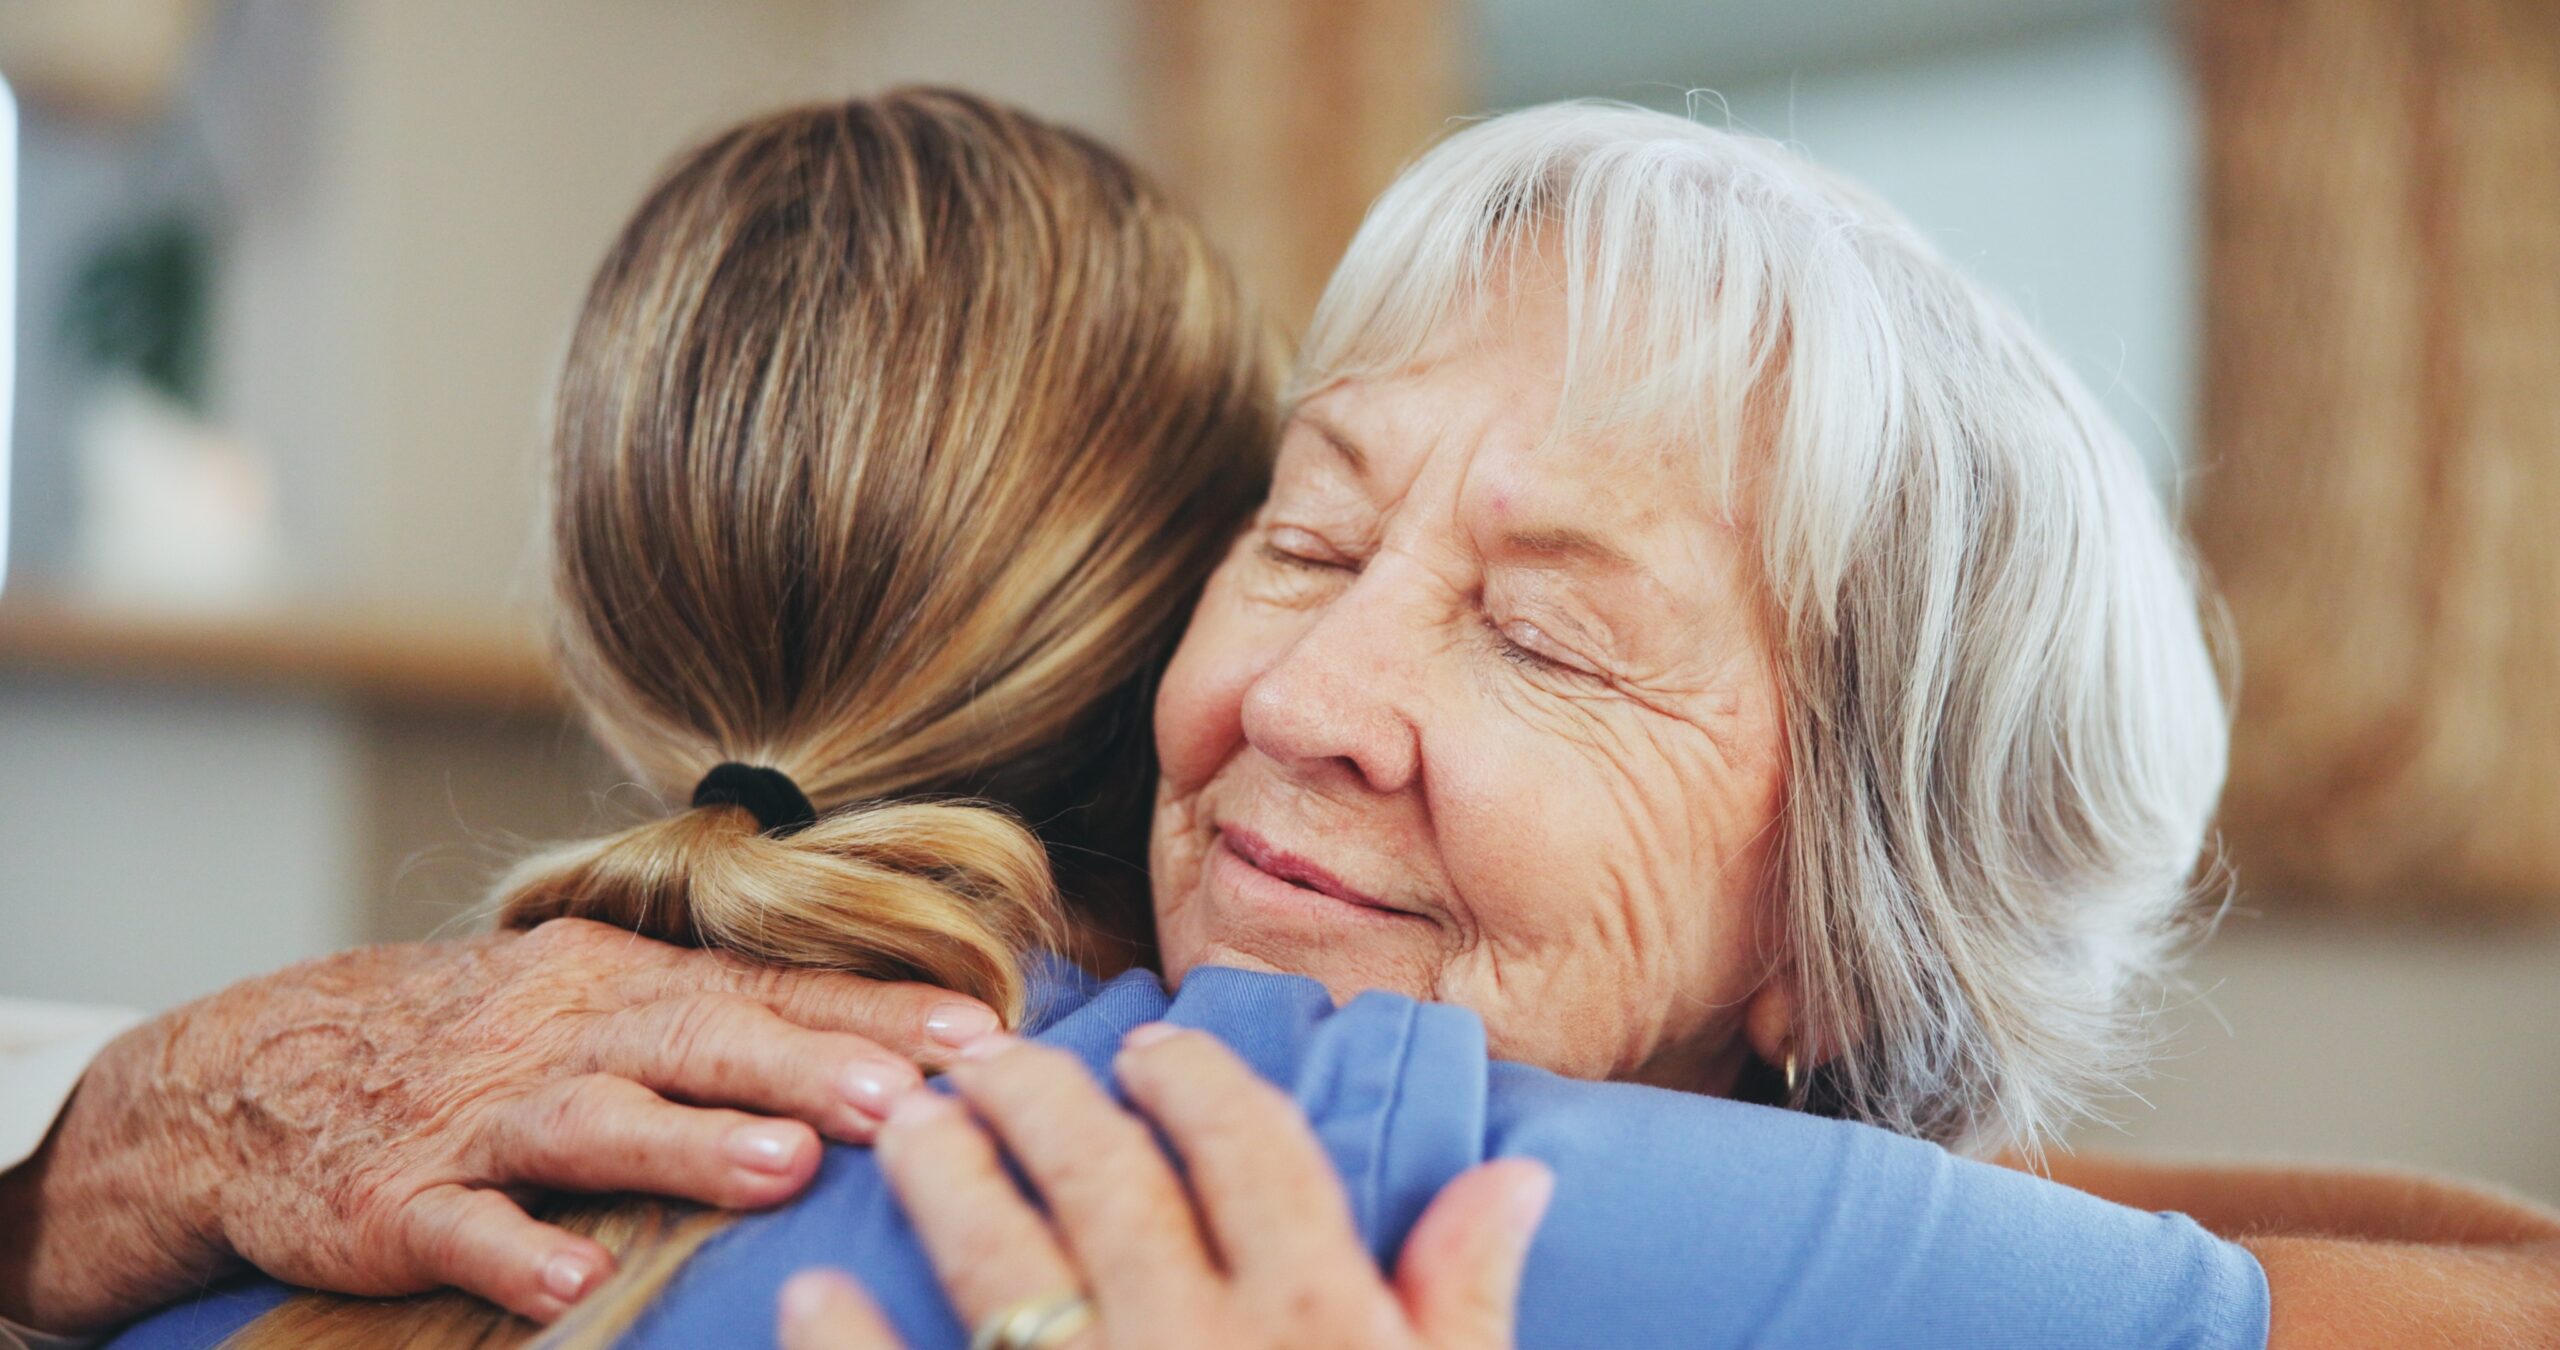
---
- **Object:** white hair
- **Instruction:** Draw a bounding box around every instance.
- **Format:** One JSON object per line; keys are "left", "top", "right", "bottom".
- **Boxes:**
{"left": 1300, "top": 101, "right": 2230, "bottom": 1154}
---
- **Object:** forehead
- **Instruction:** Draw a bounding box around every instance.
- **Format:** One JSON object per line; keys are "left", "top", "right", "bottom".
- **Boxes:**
{"left": 1287, "top": 270, "right": 1747, "bottom": 524}
{"left": 1284, "top": 365, "right": 1727, "bottom": 551}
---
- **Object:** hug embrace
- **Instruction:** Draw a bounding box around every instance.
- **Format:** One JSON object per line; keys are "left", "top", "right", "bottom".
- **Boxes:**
{"left": 10, "top": 88, "right": 2558, "bottom": 1350}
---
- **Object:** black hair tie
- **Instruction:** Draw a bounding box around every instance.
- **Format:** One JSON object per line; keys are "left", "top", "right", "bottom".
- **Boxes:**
{"left": 691, "top": 762, "right": 820, "bottom": 838}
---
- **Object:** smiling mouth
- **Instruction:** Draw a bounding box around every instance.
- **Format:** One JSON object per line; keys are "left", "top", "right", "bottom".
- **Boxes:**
{"left": 1215, "top": 826, "right": 1413, "bottom": 918}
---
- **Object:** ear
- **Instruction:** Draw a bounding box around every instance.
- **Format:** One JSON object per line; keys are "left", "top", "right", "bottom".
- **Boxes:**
{"left": 1742, "top": 974, "right": 1800, "bottom": 1073}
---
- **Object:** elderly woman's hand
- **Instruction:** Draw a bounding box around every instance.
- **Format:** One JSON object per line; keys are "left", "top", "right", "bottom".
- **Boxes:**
{"left": 776, "top": 1025, "right": 1553, "bottom": 1350}
{"left": 0, "top": 917, "right": 1002, "bottom": 1335}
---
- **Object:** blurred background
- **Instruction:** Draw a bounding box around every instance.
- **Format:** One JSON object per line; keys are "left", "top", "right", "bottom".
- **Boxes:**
{"left": 1, "top": 0, "right": 2553, "bottom": 1197}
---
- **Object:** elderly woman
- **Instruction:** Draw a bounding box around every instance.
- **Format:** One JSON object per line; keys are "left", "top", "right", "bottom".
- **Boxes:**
{"left": 1141, "top": 97, "right": 2218, "bottom": 1140}
{"left": 26, "top": 98, "right": 2560, "bottom": 1350}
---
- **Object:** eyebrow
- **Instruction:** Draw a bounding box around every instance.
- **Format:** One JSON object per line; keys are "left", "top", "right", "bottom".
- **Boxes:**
{"left": 1283, "top": 412, "right": 1647, "bottom": 579}
{"left": 1287, "top": 411, "right": 1370, "bottom": 478}
{"left": 1496, "top": 525, "right": 1642, "bottom": 575}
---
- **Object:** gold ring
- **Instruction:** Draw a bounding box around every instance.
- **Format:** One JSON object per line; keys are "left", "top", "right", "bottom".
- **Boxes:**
{"left": 968, "top": 1289, "right": 1093, "bottom": 1350}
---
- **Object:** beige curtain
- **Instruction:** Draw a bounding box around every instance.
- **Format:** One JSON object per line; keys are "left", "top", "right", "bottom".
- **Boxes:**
{"left": 2189, "top": 0, "right": 2560, "bottom": 919}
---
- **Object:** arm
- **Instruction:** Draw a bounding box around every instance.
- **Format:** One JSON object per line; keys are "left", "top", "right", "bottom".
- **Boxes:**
{"left": 0, "top": 1002, "right": 142, "bottom": 1350}
{"left": 2007, "top": 1150, "right": 2560, "bottom": 1345}
{"left": 0, "top": 1001, "right": 141, "bottom": 1175}
{"left": 0, "top": 919, "right": 998, "bottom": 1337}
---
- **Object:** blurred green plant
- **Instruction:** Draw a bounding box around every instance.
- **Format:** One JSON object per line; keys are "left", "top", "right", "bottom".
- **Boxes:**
{"left": 58, "top": 215, "right": 211, "bottom": 413}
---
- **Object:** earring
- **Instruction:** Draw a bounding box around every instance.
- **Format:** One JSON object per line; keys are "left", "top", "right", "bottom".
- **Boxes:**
{"left": 1782, "top": 1042, "right": 1800, "bottom": 1098}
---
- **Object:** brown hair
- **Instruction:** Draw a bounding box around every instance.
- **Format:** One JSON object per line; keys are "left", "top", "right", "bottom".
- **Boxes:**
{"left": 229, "top": 87, "right": 1274, "bottom": 1347}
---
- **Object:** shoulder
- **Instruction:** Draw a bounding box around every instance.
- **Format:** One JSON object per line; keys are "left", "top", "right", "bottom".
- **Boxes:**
{"left": 1155, "top": 969, "right": 1490, "bottom": 1264}
{"left": 1479, "top": 1059, "right": 2269, "bottom": 1348}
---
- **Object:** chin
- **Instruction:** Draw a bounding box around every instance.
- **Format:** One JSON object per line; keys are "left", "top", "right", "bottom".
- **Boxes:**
{"left": 1164, "top": 921, "right": 1439, "bottom": 1008}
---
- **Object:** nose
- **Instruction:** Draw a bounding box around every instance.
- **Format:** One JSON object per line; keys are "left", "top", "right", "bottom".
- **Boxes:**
{"left": 1238, "top": 566, "right": 1424, "bottom": 796}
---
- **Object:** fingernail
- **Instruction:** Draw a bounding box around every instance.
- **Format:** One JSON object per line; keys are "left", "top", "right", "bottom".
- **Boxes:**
{"left": 724, "top": 1121, "right": 805, "bottom": 1174}
{"left": 925, "top": 1002, "right": 1000, "bottom": 1048}
{"left": 1506, "top": 1162, "right": 1558, "bottom": 1234}
{"left": 779, "top": 1269, "right": 848, "bottom": 1329}
{"left": 955, "top": 1030, "right": 1024, "bottom": 1063}
{"left": 1122, "top": 1021, "right": 1182, "bottom": 1050}
{"left": 839, "top": 1060, "right": 913, "bottom": 1117}
{"left": 543, "top": 1251, "right": 597, "bottom": 1302}
{"left": 883, "top": 1087, "right": 959, "bottom": 1129}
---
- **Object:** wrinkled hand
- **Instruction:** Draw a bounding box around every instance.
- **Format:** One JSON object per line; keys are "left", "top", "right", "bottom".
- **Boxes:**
{"left": 0, "top": 918, "right": 1004, "bottom": 1334}
{"left": 776, "top": 1025, "right": 1553, "bottom": 1350}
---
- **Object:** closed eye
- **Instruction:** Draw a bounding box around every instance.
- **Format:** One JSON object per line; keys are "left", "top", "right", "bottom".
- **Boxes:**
{"left": 1259, "top": 525, "right": 1357, "bottom": 572}
{"left": 1489, "top": 618, "right": 1607, "bottom": 684}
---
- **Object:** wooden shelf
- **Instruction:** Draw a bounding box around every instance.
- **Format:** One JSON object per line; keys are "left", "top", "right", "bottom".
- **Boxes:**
{"left": 0, "top": 597, "right": 563, "bottom": 713}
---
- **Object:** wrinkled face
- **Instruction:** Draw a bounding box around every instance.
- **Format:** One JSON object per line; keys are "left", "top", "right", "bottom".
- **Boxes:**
{"left": 1148, "top": 283, "right": 1791, "bottom": 1089}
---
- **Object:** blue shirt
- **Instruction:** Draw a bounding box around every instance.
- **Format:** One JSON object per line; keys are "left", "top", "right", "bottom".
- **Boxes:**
{"left": 112, "top": 960, "right": 2267, "bottom": 1348}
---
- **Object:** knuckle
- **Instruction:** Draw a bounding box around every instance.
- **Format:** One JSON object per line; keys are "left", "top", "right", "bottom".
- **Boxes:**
{"left": 1132, "top": 1046, "right": 1288, "bottom": 1125}
{"left": 657, "top": 994, "right": 760, "bottom": 1082}
{"left": 828, "top": 1031, "right": 905, "bottom": 1070}
{"left": 866, "top": 979, "right": 945, "bottom": 1023}
{"left": 1176, "top": 1097, "right": 1270, "bottom": 1158}
{"left": 873, "top": 1103, "right": 970, "bottom": 1177}
{"left": 986, "top": 1042, "right": 1090, "bottom": 1099}
{"left": 725, "top": 957, "right": 792, "bottom": 1000}
{"left": 772, "top": 968, "right": 920, "bottom": 1033}
{"left": 665, "top": 1004, "right": 773, "bottom": 1096}
{"left": 1119, "top": 1030, "right": 1219, "bottom": 1092}
{"left": 531, "top": 1086, "right": 588, "bottom": 1146}
{"left": 945, "top": 1215, "right": 1034, "bottom": 1283}
{"left": 1219, "top": 1076, "right": 1300, "bottom": 1132}
{"left": 707, "top": 1171, "right": 784, "bottom": 1210}
{"left": 1292, "top": 1286, "right": 1365, "bottom": 1335}
{"left": 1066, "top": 1106, "right": 1167, "bottom": 1179}
{"left": 521, "top": 916, "right": 607, "bottom": 959}
{"left": 1247, "top": 1280, "right": 1367, "bottom": 1339}
{"left": 1157, "top": 1029, "right": 1249, "bottom": 1079}
{"left": 403, "top": 1192, "right": 483, "bottom": 1278}
{"left": 348, "top": 1205, "right": 424, "bottom": 1287}
{"left": 665, "top": 988, "right": 754, "bottom": 1033}
{"left": 528, "top": 1075, "right": 625, "bottom": 1156}
{"left": 1074, "top": 1168, "right": 1176, "bottom": 1234}
{"left": 676, "top": 943, "right": 767, "bottom": 995}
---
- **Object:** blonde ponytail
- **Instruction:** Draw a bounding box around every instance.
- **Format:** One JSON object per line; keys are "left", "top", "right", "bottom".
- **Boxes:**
{"left": 496, "top": 796, "right": 1061, "bottom": 1024}
{"left": 226, "top": 85, "right": 1274, "bottom": 1349}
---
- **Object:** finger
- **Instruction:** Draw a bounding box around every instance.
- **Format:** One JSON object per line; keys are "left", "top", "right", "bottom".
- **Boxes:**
{"left": 945, "top": 1038, "right": 1214, "bottom": 1313}
{"left": 401, "top": 1182, "right": 614, "bottom": 1324}
{"left": 487, "top": 1073, "right": 820, "bottom": 1210}
{"left": 1394, "top": 1158, "right": 1554, "bottom": 1348}
{"left": 872, "top": 1088, "right": 1082, "bottom": 1325}
{"left": 779, "top": 1269, "right": 905, "bottom": 1350}
{"left": 1112, "top": 1024, "right": 1367, "bottom": 1276}
{"left": 593, "top": 992, "right": 921, "bottom": 1141}
{"left": 636, "top": 945, "right": 1004, "bottom": 1067}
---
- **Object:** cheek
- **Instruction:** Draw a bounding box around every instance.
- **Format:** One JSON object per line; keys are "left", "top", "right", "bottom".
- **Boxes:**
{"left": 1443, "top": 720, "right": 1717, "bottom": 959}
{"left": 1153, "top": 573, "right": 1264, "bottom": 795}
{"left": 1426, "top": 697, "right": 1786, "bottom": 1075}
